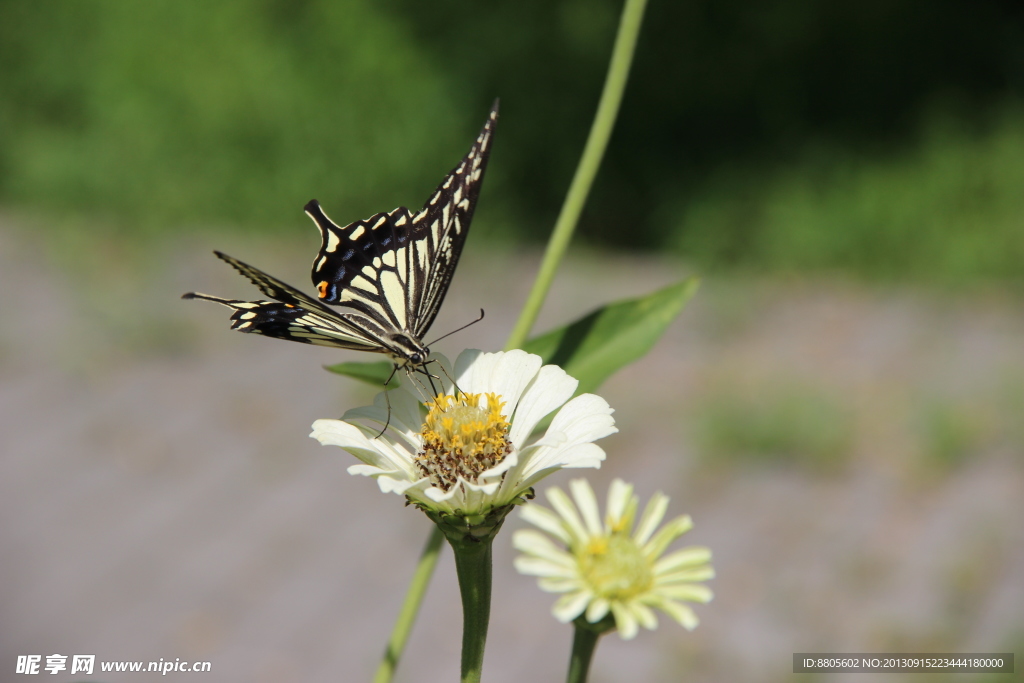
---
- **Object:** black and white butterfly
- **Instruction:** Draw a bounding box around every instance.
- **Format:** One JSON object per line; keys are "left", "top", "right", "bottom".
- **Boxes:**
{"left": 184, "top": 101, "right": 498, "bottom": 380}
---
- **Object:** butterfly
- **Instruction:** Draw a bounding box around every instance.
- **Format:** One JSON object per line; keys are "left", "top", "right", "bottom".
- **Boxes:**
{"left": 184, "top": 100, "right": 498, "bottom": 380}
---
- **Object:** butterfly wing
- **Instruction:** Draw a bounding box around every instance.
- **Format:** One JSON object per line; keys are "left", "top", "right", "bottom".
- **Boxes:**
{"left": 210, "top": 250, "right": 337, "bottom": 311}
{"left": 184, "top": 253, "right": 394, "bottom": 352}
{"left": 306, "top": 100, "right": 499, "bottom": 341}
{"left": 408, "top": 100, "right": 499, "bottom": 338}
{"left": 304, "top": 203, "right": 416, "bottom": 335}
{"left": 185, "top": 101, "right": 499, "bottom": 362}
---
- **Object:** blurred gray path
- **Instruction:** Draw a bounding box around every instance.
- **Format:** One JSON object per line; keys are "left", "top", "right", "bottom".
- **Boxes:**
{"left": 2, "top": 224, "right": 1022, "bottom": 682}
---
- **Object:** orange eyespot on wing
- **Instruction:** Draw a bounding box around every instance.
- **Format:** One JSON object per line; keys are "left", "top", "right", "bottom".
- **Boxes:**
{"left": 317, "top": 281, "right": 330, "bottom": 299}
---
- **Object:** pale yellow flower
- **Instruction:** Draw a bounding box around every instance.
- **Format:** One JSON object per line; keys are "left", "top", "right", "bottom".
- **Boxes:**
{"left": 514, "top": 479, "right": 713, "bottom": 639}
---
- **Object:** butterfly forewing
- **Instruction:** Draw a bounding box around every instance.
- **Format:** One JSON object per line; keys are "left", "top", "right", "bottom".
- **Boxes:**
{"left": 212, "top": 250, "right": 334, "bottom": 314}
{"left": 309, "top": 100, "right": 499, "bottom": 341}
{"left": 411, "top": 110, "right": 496, "bottom": 337}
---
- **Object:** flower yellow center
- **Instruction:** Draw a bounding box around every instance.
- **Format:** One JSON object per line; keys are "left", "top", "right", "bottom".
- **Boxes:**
{"left": 417, "top": 392, "right": 513, "bottom": 491}
{"left": 578, "top": 533, "right": 653, "bottom": 600}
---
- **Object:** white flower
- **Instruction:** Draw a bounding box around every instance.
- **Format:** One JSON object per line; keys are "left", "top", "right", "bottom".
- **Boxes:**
{"left": 310, "top": 349, "right": 617, "bottom": 521}
{"left": 513, "top": 479, "right": 714, "bottom": 640}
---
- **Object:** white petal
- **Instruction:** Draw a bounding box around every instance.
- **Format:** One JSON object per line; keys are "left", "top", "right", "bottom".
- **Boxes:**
{"left": 510, "top": 466, "right": 568, "bottom": 505}
{"left": 585, "top": 597, "right": 610, "bottom": 623}
{"left": 610, "top": 603, "right": 638, "bottom": 640}
{"left": 456, "top": 349, "right": 541, "bottom": 415}
{"left": 538, "top": 576, "right": 585, "bottom": 593}
{"left": 344, "top": 416, "right": 416, "bottom": 453}
{"left": 656, "top": 567, "right": 716, "bottom": 585}
{"left": 553, "top": 591, "right": 592, "bottom": 623}
{"left": 605, "top": 479, "right": 634, "bottom": 529}
{"left": 372, "top": 473, "right": 421, "bottom": 495}
{"left": 346, "top": 463, "right": 383, "bottom": 477}
{"left": 385, "top": 387, "right": 429, "bottom": 437}
{"left": 401, "top": 479, "right": 454, "bottom": 512}
{"left": 424, "top": 482, "right": 460, "bottom": 503}
{"left": 547, "top": 394, "right": 617, "bottom": 444}
{"left": 520, "top": 394, "right": 615, "bottom": 478}
{"left": 632, "top": 602, "right": 659, "bottom": 630}
{"left": 462, "top": 477, "right": 501, "bottom": 496}
{"left": 570, "top": 479, "right": 603, "bottom": 537}
{"left": 310, "top": 419, "right": 417, "bottom": 477}
{"left": 508, "top": 365, "right": 578, "bottom": 447}
{"left": 512, "top": 529, "right": 571, "bottom": 561}
{"left": 521, "top": 443, "right": 606, "bottom": 483}
{"left": 518, "top": 505, "right": 572, "bottom": 545}
{"left": 452, "top": 348, "right": 485, "bottom": 386}
{"left": 546, "top": 486, "right": 588, "bottom": 544}
{"left": 643, "top": 514, "right": 693, "bottom": 559}
{"left": 658, "top": 599, "right": 700, "bottom": 630}
{"left": 634, "top": 494, "right": 672, "bottom": 546}
{"left": 514, "top": 556, "right": 577, "bottom": 579}
{"left": 654, "top": 546, "right": 712, "bottom": 574}
{"left": 658, "top": 584, "right": 714, "bottom": 603}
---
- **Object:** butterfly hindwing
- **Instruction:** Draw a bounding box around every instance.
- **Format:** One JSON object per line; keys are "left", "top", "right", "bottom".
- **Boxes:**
{"left": 304, "top": 203, "right": 414, "bottom": 332}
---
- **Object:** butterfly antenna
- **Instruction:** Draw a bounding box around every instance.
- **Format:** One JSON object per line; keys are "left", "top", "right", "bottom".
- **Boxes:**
{"left": 426, "top": 309, "right": 485, "bottom": 347}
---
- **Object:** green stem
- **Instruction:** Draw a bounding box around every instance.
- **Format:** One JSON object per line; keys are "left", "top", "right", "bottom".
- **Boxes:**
{"left": 372, "top": 527, "right": 445, "bottom": 683}
{"left": 504, "top": 0, "right": 650, "bottom": 351}
{"left": 566, "top": 623, "right": 601, "bottom": 683}
{"left": 449, "top": 537, "right": 494, "bottom": 683}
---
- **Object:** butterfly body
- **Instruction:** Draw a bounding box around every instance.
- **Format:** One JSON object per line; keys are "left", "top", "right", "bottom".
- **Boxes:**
{"left": 184, "top": 101, "right": 498, "bottom": 373}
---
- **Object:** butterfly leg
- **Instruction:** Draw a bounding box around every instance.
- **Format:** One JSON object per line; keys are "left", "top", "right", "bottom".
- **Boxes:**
{"left": 429, "top": 360, "right": 465, "bottom": 397}
{"left": 373, "top": 365, "right": 402, "bottom": 439}
{"left": 423, "top": 366, "right": 440, "bottom": 399}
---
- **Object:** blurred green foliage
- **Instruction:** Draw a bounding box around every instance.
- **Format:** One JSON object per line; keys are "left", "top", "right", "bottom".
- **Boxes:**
{"left": 917, "top": 400, "right": 991, "bottom": 469}
{"left": 0, "top": 1, "right": 466, "bottom": 230}
{"left": 1, "top": 0, "right": 1022, "bottom": 282}
{"left": 693, "top": 383, "right": 854, "bottom": 471}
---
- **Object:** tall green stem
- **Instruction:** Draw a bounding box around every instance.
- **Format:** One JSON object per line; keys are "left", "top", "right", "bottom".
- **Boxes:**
{"left": 505, "top": 0, "right": 650, "bottom": 350}
{"left": 373, "top": 527, "right": 445, "bottom": 683}
{"left": 450, "top": 537, "right": 494, "bottom": 683}
{"left": 566, "top": 624, "right": 601, "bottom": 683}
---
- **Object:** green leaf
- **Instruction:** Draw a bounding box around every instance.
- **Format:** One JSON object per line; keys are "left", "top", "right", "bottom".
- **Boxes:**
{"left": 522, "top": 277, "right": 699, "bottom": 395}
{"left": 323, "top": 360, "right": 400, "bottom": 388}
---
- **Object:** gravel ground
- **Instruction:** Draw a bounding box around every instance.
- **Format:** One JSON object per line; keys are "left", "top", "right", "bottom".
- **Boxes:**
{"left": 2, "top": 222, "right": 1022, "bottom": 682}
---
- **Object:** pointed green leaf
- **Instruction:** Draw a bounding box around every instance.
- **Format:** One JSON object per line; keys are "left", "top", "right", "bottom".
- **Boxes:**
{"left": 323, "top": 360, "right": 400, "bottom": 388}
{"left": 522, "top": 277, "right": 699, "bottom": 395}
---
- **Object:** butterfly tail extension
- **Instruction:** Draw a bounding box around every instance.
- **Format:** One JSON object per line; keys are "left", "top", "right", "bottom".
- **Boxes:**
{"left": 181, "top": 292, "right": 271, "bottom": 333}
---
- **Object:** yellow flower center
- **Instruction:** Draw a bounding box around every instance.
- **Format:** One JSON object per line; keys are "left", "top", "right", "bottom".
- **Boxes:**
{"left": 578, "top": 533, "right": 653, "bottom": 600}
{"left": 417, "top": 392, "right": 513, "bottom": 491}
